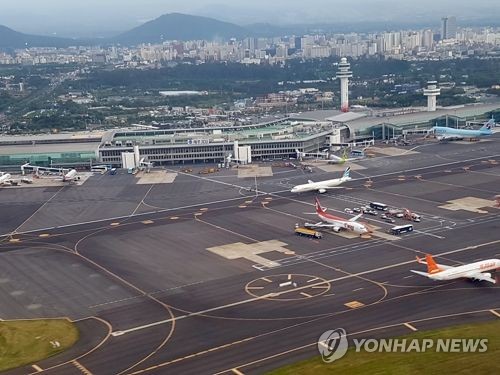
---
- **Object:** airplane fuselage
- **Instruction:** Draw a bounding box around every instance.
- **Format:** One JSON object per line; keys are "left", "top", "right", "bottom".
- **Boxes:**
{"left": 291, "top": 177, "right": 350, "bottom": 193}
{"left": 430, "top": 259, "right": 500, "bottom": 281}
{"left": 0, "top": 173, "right": 12, "bottom": 185}
{"left": 433, "top": 126, "right": 492, "bottom": 141}
{"left": 316, "top": 210, "right": 369, "bottom": 234}
{"left": 63, "top": 169, "right": 77, "bottom": 182}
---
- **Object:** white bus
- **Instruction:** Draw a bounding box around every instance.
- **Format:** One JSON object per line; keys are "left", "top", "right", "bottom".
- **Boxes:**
{"left": 91, "top": 165, "right": 109, "bottom": 173}
{"left": 390, "top": 224, "right": 414, "bottom": 235}
{"left": 370, "top": 202, "right": 388, "bottom": 211}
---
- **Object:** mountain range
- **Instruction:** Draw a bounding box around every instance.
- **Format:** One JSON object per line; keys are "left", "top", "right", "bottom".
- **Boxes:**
{"left": 0, "top": 13, "right": 250, "bottom": 49}
{"left": 0, "top": 25, "right": 78, "bottom": 49}
{"left": 1, "top": 12, "right": 500, "bottom": 49}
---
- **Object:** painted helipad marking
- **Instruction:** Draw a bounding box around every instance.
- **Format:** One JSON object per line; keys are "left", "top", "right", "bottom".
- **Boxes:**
{"left": 261, "top": 277, "right": 272, "bottom": 283}
{"left": 344, "top": 301, "right": 365, "bottom": 309}
{"left": 141, "top": 220, "right": 154, "bottom": 225}
{"left": 31, "top": 365, "right": 43, "bottom": 372}
{"left": 245, "top": 274, "right": 331, "bottom": 301}
{"left": 39, "top": 233, "right": 50, "bottom": 237}
{"left": 404, "top": 322, "right": 418, "bottom": 331}
{"left": 490, "top": 309, "right": 500, "bottom": 318}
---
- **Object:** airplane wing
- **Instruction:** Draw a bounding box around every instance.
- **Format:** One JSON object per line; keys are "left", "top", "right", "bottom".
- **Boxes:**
{"left": 349, "top": 213, "right": 363, "bottom": 222}
{"left": 306, "top": 222, "right": 340, "bottom": 231}
{"left": 465, "top": 272, "right": 496, "bottom": 284}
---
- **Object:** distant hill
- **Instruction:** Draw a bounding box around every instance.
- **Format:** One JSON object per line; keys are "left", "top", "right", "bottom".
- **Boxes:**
{"left": 114, "top": 13, "right": 249, "bottom": 45}
{"left": 0, "top": 25, "right": 78, "bottom": 49}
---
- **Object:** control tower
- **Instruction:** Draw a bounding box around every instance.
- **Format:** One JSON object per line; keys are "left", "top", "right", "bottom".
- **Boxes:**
{"left": 423, "top": 81, "right": 441, "bottom": 112}
{"left": 336, "top": 57, "right": 353, "bottom": 112}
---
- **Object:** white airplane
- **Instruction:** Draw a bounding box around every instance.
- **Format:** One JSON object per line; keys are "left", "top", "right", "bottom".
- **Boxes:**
{"left": 305, "top": 197, "right": 372, "bottom": 235}
{"left": 291, "top": 167, "right": 351, "bottom": 194}
{"left": 62, "top": 169, "right": 78, "bottom": 182}
{"left": 0, "top": 172, "right": 13, "bottom": 185}
{"left": 411, "top": 254, "right": 500, "bottom": 284}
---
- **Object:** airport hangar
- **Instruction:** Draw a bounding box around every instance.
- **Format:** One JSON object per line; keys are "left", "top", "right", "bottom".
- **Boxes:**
{"left": 1, "top": 102, "right": 499, "bottom": 169}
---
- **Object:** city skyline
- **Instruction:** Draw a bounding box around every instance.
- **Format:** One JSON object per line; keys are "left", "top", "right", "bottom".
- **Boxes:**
{"left": 1, "top": 0, "right": 499, "bottom": 38}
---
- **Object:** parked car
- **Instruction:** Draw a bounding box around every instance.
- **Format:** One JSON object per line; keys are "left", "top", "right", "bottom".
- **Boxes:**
{"left": 344, "top": 208, "right": 354, "bottom": 214}
{"left": 353, "top": 207, "right": 361, "bottom": 213}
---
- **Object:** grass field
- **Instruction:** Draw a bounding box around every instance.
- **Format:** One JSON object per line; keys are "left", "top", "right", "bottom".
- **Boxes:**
{"left": 0, "top": 319, "right": 79, "bottom": 371}
{"left": 267, "top": 320, "right": 500, "bottom": 375}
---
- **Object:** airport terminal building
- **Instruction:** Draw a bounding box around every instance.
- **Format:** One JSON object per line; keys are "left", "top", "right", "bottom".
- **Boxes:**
{"left": 99, "top": 118, "right": 338, "bottom": 165}
{"left": 1, "top": 102, "right": 499, "bottom": 168}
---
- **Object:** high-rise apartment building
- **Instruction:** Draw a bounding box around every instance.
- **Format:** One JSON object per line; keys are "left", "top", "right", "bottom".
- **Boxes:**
{"left": 441, "top": 16, "right": 457, "bottom": 40}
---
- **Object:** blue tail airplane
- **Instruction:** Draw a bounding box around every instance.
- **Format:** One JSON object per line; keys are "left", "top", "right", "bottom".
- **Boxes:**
{"left": 432, "top": 119, "right": 494, "bottom": 141}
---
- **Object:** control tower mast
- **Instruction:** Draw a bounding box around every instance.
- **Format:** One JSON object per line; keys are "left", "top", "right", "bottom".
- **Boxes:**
{"left": 336, "top": 57, "right": 353, "bottom": 112}
{"left": 423, "top": 81, "right": 441, "bottom": 112}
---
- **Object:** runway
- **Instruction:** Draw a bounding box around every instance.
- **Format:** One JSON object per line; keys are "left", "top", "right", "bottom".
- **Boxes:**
{"left": 0, "top": 137, "right": 499, "bottom": 374}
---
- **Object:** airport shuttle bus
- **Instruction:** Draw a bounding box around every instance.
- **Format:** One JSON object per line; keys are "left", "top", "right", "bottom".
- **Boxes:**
{"left": 91, "top": 165, "right": 110, "bottom": 173}
{"left": 390, "top": 224, "right": 414, "bottom": 235}
{"left": 370, "top": 202, "right": 388, "bottom": 211}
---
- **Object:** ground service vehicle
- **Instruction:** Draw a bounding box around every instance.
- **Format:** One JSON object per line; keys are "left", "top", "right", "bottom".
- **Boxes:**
{"left": 403, "top": 209, "right": 421, "bottom": 222}
{"left": 387, "top": 209, "right": 405, "bottom": 218}
{"left": 295, "top": 226, "right": 322, "bottom": 239}
{"left": 390, "top": 224, "right": 414, "bottom": 235}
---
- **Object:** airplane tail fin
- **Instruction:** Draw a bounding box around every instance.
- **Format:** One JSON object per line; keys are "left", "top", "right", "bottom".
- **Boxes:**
{"left": 314, "top": 198, "right": 325, "bottom": 214}
{"left": 424, "top": 254, "right": 441, "bottom": 274}
{"left": 480, "top": 119, "right": 494, "bottom": 132}
{"left": 342, "top": 167, "right": 351, "bottom": 179}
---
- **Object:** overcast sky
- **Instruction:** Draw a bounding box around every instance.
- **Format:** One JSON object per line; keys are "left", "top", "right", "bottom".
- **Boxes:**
{"left": 1, "top": 0, "right": 497, "bottom": 37}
